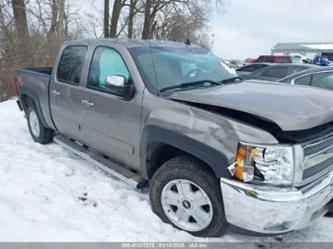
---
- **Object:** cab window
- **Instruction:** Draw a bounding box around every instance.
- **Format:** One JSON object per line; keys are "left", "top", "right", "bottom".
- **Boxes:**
{"left": 57, "top": 46, "right": 87, "bottom": 84}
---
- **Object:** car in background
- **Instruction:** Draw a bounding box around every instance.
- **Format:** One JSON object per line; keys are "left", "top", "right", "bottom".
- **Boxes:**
{"left": 278, "top": 66, "right": 333, "bottom": 91}
{"left": 314, "top": 54, "right": 333, "bottom": 66}
{"left": 236, "top": 63, "right": 271, "bottom": 77}
{"left": 291, "top": 54, "right": 311, "bottom": 64}
{"left": 242, "top": 64, "right": 318, "bottom": 81}
{"left": 256, "top": 55, "right": 292, "bottom": 64}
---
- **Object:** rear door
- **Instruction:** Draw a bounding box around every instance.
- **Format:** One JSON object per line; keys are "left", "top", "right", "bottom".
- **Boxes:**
{"left": 50, "top": 45, "right": 88, "bottom": 140}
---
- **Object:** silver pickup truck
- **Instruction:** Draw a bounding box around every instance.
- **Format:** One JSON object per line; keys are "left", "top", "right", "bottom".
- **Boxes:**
{"left": 14, "top": 39, "right": 333, "bottom": 237}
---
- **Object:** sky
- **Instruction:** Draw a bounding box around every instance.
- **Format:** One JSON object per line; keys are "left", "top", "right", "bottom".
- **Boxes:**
{"left": 210, "top": 0, "right": 333, "bottom": 60}
{"left": 83, "top": 0, "right": 333, "bottom": 60}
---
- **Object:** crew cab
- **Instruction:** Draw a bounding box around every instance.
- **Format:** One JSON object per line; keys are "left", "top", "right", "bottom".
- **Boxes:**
{"left": 15, "top": 39, "right": 333, "bottom": 237}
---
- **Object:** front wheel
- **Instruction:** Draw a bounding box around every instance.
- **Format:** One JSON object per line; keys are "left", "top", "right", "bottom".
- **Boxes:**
{"left": 27, "top": 106, "right": 54, "bottom": 144}
{"left": 149, "top": 156, "right": 228, "bottom": 237}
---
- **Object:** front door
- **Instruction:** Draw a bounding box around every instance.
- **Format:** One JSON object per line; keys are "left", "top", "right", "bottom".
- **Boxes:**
{"left": 78, "top": 46, "right": 141, "bottom": 169}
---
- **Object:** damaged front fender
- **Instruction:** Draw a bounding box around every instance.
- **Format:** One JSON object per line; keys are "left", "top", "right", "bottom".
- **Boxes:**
{"left": 140, "top": 92, "right": 278, "bottom": 179}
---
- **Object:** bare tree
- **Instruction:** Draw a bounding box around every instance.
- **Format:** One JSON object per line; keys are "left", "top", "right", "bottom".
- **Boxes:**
{"left": 142, "top": 0, "right": 153, "bottom": 39}
{"left": 0, "top": 0, "right": 88, "bottom": 101}
{"left": 11, "top": 0, "right": 30, "bottom": 61}
{"left": 11, "top": 0, "right": 29, "bottom": 40}
{"left": 110, "top": 0, "right": 126, "bottom": 37}
{"left": 48, "top": 0, "right": 65, "bottom": 39}
{"left": 153, "top": 4, "right": 210, "bottom": 47}
{"left": 104, "top": 0, "right": 110, "bottom": 37}
{"left": 127, "top": 0, "right": 139, "bottom": 39}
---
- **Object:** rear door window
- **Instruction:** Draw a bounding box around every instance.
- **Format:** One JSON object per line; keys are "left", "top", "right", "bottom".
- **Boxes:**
{"left": 294, "top": 75, "right": 312, "bottom": 86}
{"left": 57, "top": 46, "right": 88, "bottom": 84}
{"left": 311, "top": 72, "right": 333, "bottom": 90}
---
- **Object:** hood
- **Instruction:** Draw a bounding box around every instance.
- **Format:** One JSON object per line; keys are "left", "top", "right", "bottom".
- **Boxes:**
{"left": 168, "top": 81, "right": 333, "bottom": 131}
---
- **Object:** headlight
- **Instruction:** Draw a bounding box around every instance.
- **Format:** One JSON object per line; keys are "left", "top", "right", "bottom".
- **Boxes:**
{"left": 228, "top": 142, "right": 297, "bottom": 185}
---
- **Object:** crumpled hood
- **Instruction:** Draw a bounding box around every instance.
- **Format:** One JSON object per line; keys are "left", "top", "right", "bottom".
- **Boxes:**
{"left": 169, "top": 81, "right": 333, "bottom": 131}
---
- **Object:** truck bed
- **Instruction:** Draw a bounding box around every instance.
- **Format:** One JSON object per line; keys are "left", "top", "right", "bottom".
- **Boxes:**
{"left": 25, "top": 67, "right": 53, "bottom": 75}
{"left": 15, "top": 67, "right": 54, "bottom": 130}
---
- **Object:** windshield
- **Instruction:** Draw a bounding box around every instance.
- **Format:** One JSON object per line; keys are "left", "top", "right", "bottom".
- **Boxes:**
{"left": 129, "top": 46, "right": 237, "bottom": 92}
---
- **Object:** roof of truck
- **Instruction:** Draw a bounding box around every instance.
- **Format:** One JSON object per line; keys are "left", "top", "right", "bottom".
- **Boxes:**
{"left": 63, "top": 38, "right": 201, "bottom": 48}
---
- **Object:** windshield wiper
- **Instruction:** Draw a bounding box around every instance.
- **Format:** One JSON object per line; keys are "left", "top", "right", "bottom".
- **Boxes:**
{"left": 220, "top": 76, "right": 244, "bottom": 84}
{"left": 159, "top": 80, "right": 221, "bottom": 94}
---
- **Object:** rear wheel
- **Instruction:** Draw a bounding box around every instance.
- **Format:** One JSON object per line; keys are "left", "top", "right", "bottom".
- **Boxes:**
{"left": 149, "top": 156, "right": 228, "bottom": 237}
{"left": 27, "top": 106, "right": 54, "bottom": 144}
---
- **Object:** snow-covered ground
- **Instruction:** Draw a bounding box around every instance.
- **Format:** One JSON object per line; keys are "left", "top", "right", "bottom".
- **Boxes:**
{"left": 0, "top": 99, "right": 332, "bottom": 242}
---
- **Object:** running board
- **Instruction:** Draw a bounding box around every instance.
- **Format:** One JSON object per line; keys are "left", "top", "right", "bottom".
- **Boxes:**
{"left": 54, "top": 135, "right": 148, "bottom": 190}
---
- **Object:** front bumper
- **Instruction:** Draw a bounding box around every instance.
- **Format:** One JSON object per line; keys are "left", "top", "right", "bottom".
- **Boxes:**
{"left": 221, "top": 170, "right": 333, "bottom": 234}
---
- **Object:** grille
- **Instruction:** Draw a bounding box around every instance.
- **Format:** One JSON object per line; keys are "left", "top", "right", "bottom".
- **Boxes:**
{"left": 303, "top": 156, "right": 333, "bottom": 179}
{"left": 303, "top": 135, "right": 333, "bottom": 157}
{"left": 302, "top": 134, "right": 333, "bottom": 182}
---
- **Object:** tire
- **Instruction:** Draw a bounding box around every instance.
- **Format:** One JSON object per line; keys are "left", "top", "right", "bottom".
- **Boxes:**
{"left": 149, "top": 156, "right": 228, "bottom": 237}
{"left": 27, "top": 106, "right": 54, "bottom": 144}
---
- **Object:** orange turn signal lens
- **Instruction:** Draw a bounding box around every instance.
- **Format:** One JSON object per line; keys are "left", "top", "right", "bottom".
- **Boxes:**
{"left": 229, "top": 144, "right": 256, "bottom": 182}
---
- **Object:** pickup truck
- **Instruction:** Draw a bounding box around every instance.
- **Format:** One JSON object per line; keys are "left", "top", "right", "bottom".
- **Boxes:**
{"left": 15, "top": 39, "right": 333, "bottom": 237}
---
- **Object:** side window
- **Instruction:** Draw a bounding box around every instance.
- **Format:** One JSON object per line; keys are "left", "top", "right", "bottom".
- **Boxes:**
{"left": 237, "top": 65, "right": 255, "bottom": 72}
{"left": 294, "top": 75, "right": 312, "bottom": 86}
{"left": 278, "top": 58, "right": 290, "bottom": 63}
{"left": 87, "top": 47, "right": 130, "bottom": 91}
{"left": 261, "top": 67, "right": 288, "bottom": 78}
{"left": 289, "top": 66, "right": 307, "bottom": 75}
{"left": 311, "top": 72, "right": 333, "bottom": 90}
{"left": 57, "top": 46, "right": 87, "bottom": 84}
{"left": 255, "top": 64, "right": 269, "bottom": 70}
{"left": 265, "top": 57, "right": 275, "bottom": 63}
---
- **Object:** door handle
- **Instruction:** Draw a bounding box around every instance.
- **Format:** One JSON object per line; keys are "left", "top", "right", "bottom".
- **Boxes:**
{"left": 51, "top": 90, "right": 61, "bottom": 96}
{"left": 81, "top": 99, "right": 94, "bottom": 107}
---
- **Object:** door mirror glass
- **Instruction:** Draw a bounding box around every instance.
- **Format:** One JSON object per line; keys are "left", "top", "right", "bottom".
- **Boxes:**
{"left": 105, "top": 75, "right": 134, "bottom": 99}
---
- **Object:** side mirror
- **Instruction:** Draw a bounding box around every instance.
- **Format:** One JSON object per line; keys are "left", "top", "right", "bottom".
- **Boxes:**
{"left": 105, "top": 75, "right": 134, "bottom": 99}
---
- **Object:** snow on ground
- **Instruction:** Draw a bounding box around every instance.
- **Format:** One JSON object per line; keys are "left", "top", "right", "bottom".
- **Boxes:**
{"left": 0, "top": 99, "right": 332, "bottom": 242}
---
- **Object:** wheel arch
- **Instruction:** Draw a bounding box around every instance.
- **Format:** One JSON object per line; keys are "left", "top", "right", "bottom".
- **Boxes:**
{"left": 19, "top": 91, "right": 49, "bottom": 128}
{"left": 140, "top": 125, "right": 231, "bottom": 180}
